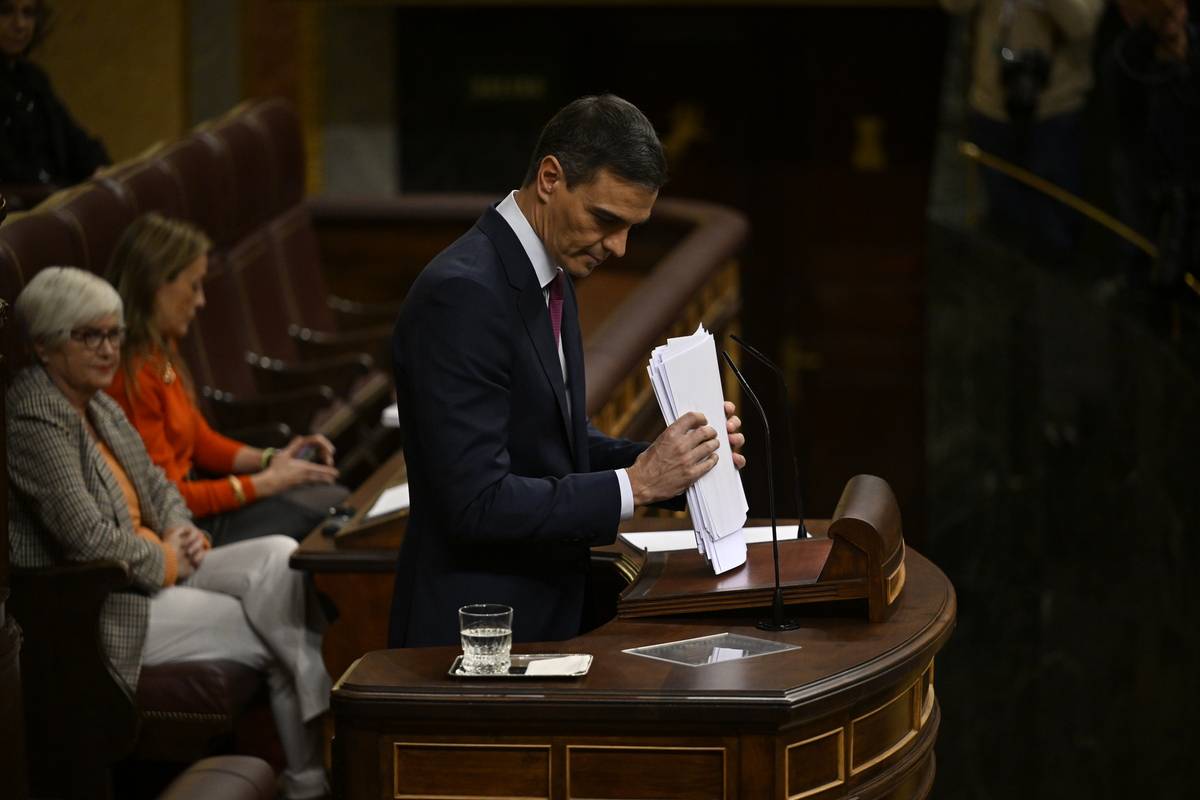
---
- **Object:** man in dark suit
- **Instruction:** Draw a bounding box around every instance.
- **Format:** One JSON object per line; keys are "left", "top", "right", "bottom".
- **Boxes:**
{"left": 389, "top": 94, "right": 744, "bottom": 647}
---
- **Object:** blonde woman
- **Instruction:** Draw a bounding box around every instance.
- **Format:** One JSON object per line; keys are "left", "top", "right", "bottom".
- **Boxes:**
{"left": 106, "top": 212, "right": 346, "bottom": 546}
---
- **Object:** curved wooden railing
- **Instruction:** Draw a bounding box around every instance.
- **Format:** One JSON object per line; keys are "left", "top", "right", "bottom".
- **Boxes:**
{"left": 307, "top": 192, "right": 749, "bottom": 440}
{"left": 959, "top": 140, "right": 1200, "bottom": 298}
{"left": 585, "top": 197, "right": 747, "bottom": 436}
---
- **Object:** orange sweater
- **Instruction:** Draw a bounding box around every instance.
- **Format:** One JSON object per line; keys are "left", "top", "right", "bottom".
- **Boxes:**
{"left": 94, "top": 437, "right": 179, "bottom": 586}
{"left": 94, "top": 438, "right": 212, "bottom": 584}
{"left": 107, "top": 350, "right": 258, "bottom": 518}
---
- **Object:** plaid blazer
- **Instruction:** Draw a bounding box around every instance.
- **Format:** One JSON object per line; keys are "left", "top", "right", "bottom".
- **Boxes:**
{"left": 7, "top": 365, "right": 192, "bottom": 690}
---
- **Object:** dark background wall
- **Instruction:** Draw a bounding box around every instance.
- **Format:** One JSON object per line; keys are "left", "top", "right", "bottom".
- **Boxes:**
{"left": 924, "top": 220, "right": 1200, "bottom": 798}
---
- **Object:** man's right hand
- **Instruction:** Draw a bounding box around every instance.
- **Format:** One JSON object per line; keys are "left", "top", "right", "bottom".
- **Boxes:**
{"left": 626, "top": 411, "right": 720, "bottom": 505}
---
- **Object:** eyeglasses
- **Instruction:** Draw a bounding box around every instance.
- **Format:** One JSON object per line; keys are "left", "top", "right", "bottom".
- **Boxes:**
{"left": 68, "top": 326, "right": 126, "bottom": 350}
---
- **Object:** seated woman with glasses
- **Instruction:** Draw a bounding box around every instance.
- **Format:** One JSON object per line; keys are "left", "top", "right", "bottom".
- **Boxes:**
{"left": 104, "top": 212, "right": 347, "bottom": 546}
{"left": 7, "top": 267, "right": 331, "bottom": 800}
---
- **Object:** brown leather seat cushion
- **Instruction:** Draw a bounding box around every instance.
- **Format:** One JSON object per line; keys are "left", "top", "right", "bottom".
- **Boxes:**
{"left": 157, "top": 135, "right": 235, "bottom": 248}
{"left": 51, "top": 181, "right": 136, "bottom": 274}
{"left": 134, "top": 659, "right": 264, "bottom": 761}
{"left": 0, "top": 212, "right": 90, "bottom": 370}
{"left": 104, "top": 158, "right": 189, "bottom": 221}
{"left": 245, "top": 98, "right": 305, "bottom": 210}
{"left": 198, "top": 117, "right": 278, "bottom": 244}
{"left": 158, "top": 755, "right": 276, "bottom": 800}
{"left": 137, "top": 659, "right": 262, "bottom": 719}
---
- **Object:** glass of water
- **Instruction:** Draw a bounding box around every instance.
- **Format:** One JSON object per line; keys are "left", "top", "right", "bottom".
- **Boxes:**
{"left": 458, "top": 603, "right": 513, "bottom": 675}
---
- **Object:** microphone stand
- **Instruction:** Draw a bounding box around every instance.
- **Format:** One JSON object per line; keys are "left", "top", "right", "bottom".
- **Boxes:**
{"left": 721, "top": 351, "right": 800, "bottom": 632}
{"left": 730, "top": 334, "right": 809, "bottom": 539}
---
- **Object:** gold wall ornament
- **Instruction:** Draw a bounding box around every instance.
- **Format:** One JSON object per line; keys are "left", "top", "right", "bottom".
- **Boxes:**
{"left": 851, "top": 115, "right": 887, "bottom": 172}
{"left": 663, "top": 103, "right": 708, "bottom": 166}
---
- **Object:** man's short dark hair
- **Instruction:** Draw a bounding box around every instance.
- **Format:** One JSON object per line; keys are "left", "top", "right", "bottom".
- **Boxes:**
{"left": 522, "top": 94, "right": 668, "bottom": 191}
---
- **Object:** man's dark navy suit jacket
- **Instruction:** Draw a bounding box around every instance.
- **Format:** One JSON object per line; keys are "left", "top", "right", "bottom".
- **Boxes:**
{"left": 388, "top": 205, "right": 648, "bottom": 647}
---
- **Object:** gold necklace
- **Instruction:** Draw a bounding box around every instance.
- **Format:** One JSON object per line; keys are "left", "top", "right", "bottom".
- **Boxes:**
{"left": 162, "top": 359, "right": 176, "bottom": 385}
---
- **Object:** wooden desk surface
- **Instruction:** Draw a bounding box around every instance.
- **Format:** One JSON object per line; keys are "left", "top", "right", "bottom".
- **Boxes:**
{"left": 336, "top": 548, "right": 952, "bottom": 722}
{"left": 291, "top": 450, "right": 407, "bottom": 572}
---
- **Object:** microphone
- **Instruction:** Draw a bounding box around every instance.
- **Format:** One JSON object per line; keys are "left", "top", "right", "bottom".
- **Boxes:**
{"left": 721, "top": 350, "right": 800, "bottom": 632}
{"left": 729, "top": 334, "right": 810, "bottom": 539}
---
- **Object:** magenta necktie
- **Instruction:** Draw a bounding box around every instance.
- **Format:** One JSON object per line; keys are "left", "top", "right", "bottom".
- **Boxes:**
{"left": 548, "top": 269, "right": 564, "bottom": 347}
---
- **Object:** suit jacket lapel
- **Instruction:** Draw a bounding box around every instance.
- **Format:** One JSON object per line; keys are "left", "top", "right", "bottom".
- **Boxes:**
{"left": 477, "top": 208, "right": 574, "bottom": 457}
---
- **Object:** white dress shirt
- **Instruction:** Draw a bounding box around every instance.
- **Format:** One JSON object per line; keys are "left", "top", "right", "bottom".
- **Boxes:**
{"left": 496, "top": 190, "right": 634, "bottom": 520}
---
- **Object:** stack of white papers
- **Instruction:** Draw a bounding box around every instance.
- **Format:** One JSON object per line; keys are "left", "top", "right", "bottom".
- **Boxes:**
{"left": 647, "top": 324, "right": 749, "bottom": 574}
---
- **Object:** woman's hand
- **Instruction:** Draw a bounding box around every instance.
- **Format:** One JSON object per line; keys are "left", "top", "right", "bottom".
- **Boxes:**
{"left": 280, "top": 434, "right": 337, "bottom": 466}
{"left": 251, "top": 441, "right": 339, "bottom": 497}
{"left": 162, "top": 524, "right": 207, "bottom": 579}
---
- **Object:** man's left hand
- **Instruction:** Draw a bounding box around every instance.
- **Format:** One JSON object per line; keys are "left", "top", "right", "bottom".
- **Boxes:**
{"left": 725, "top": 401, "right": 746, "bottom": 470}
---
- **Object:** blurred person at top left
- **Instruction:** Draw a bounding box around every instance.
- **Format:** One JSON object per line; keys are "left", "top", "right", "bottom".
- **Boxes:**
{"left": 0, "top": 0, "right": 109, "bottom": 194}
{"left": 106, "top": 212, "right": 349, "bottom": 547}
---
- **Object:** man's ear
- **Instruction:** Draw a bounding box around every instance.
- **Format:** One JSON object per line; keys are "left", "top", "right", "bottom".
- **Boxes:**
{"left": 535, "top": 155, "right": 565, "bottom": 202}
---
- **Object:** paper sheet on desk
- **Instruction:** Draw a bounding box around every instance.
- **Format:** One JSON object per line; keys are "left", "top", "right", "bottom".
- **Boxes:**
{"left": 381, "top": 403, "right": 399, "bottom": 428}
{"left": 366, "top": 483, "right": 409, "bottom": 519}
{"left": 620, "top": 525, "right": 801, "bottom": 553}
{"left": 524, "top": 655, "right": 591, "bottom": 676}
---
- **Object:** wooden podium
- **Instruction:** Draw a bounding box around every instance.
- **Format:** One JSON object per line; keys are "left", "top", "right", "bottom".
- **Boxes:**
{"left": 330, "top": 495, "right": 955, "bottom": 799}
{"left": 618, "top": 475, "right": 907, "bottom": 623}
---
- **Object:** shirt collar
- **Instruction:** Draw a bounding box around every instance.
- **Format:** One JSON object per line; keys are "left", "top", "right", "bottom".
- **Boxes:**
{"left": 497, "top": 190, "right": 560, "bottom": 290}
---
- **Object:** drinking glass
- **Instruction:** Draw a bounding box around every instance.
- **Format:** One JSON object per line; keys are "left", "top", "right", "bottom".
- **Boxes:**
{"left": 458, "top": 604, "right": 513, "bottom": 674}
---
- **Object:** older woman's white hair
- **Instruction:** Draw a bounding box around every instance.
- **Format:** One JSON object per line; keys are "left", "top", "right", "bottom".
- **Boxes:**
{"left": 14, "top": 267, "right": 123, "bottom": 348}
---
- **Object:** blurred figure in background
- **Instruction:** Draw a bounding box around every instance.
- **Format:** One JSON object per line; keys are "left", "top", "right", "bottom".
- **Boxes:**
{"left": 0, "top": 0, "right": 109, "bottom": 199}
{"left": 1108, "top": 0, "right": 1198, "bottom": 294}
{"left": 106, "top": 213, "right": 347, "bottom": 546}
{"left": 942, "top": 0, "right": 1104, "bottom": 255}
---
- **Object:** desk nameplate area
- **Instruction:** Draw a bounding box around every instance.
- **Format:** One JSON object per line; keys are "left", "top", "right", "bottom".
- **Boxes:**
{"left": 623, "top": 632, "right": 800, "bottom": 667}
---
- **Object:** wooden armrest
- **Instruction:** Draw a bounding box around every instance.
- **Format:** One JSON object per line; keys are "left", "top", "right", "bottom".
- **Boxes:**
{"left": 202, "top": 384, "right": 335, "bottom": 435}
{"left": 289, "top": 322, "right": 392, "bottom": 365}
{"left": 9, "top": 560, "right": 141, "bottom": 771}
{"left": 246, "top": 350, "right": 373, "bottom": 398}
{"left": 327, "top": 296, "right": 403, "bottom": 331}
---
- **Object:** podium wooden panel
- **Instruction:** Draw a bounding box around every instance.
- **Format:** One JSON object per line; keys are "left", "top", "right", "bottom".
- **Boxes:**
{"left": 330, "top": 540, "right": 954, "bottom": 799}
